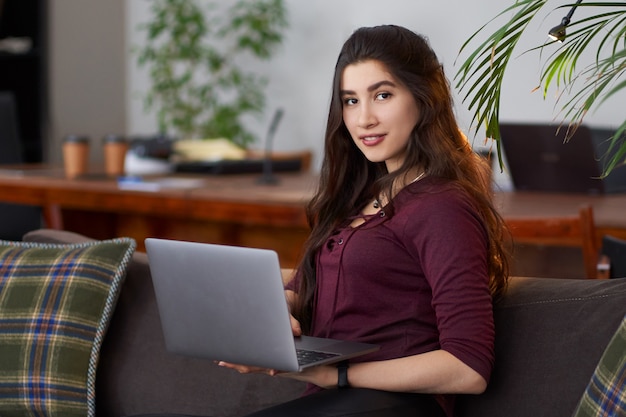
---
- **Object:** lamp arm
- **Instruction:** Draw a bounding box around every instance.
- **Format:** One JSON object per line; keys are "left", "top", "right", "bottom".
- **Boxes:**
{"left": 564, "top": 0, "right": 583, "bottom": 23}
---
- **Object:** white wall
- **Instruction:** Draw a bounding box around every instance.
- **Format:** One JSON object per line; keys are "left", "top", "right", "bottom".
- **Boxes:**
{"left": 48, "top": 0, "right": 126, "bottom": 165}
{"left": 125, "top": 0, "right": 624, "bottom": 188}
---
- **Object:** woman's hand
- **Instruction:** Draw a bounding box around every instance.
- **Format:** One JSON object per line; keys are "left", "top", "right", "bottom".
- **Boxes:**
{"left": 216, "top": 361, "right": 280, "bottom": 376}
{"left": 290, "top": 313, "right": 302, "bottom": 336}
{"left": 285, "top": 290, "right": 301, "bottom": 337}
{"left": 217, "top": 361, "right": 338, "bottom": 389}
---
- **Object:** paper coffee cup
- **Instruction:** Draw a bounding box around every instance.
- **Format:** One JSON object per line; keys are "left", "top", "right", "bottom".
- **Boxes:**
{"left": 62, "top": 135, "right": 90, "bottom": 178}
{"left": 103, "top": 134, "right": 128, "bottom": 176}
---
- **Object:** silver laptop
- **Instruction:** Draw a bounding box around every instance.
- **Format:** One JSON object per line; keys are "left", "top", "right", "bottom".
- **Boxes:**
{"left": 145, "top": 238, "right": 379, "bottom": 372}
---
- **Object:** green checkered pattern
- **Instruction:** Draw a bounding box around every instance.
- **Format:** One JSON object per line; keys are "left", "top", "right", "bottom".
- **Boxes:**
{"left": 0, "top": 238, "right": 135, "bottom": 417}
{"left": 573, "top": 315, "right": 626, "bottom": 417}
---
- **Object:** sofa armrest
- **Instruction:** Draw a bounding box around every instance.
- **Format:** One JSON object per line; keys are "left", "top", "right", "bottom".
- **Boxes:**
{"left": 22, "top": 228, "right": 97, "bottom": 244}
{"left": 457, "top": 276, "right": 626, "bottom": 417}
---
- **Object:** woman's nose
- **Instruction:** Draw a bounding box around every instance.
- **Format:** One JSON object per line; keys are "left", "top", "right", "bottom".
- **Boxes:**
{"left": 357, "top": 104, "right": 377, "bottom": 128}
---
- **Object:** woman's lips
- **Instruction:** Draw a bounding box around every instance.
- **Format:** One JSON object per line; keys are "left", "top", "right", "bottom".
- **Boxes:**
{"left": 360, "top": 134, "right": 385, "bottom": 146}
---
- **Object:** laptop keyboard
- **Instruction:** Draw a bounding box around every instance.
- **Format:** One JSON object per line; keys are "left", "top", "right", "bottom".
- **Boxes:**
{"left": 296, "top": 349, "right": 340, "bottom": 366}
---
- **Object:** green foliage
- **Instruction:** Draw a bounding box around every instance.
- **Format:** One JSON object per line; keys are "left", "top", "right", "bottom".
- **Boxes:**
{"left": 136, "top": 0, "right": 288, "bottom": 148}
{"left": 455, "top": 1, "right": 626, "bottom": 176}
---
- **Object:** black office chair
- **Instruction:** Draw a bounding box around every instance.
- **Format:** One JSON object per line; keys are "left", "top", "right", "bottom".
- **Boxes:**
{"left": 0, "top": 91, "right": 43, "bottom": 240}
{"left": 597, "top": 235, "right": 626, "bottom": 279}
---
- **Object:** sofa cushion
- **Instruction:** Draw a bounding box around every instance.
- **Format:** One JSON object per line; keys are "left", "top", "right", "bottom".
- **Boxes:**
{"left": 572, "top": 314, "right": 626, "bottom": 416}
{"left": 0, "top": 238, "right": 135, "bottom": 417}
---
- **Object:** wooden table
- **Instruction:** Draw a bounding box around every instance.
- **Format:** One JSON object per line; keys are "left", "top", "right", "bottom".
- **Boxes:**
{"left": 0, "top": 166, "right": 315, "bottom": 267}
{"left": 0, "top": 165, "right": 624, "bottom": 268}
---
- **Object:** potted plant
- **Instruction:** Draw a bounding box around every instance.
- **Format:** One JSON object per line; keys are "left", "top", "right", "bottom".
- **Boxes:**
{"left": 135, "top": 0, "right": 288, "bottom": 158}
{"left": 454, "top": 0, "right": 625, "bottom": 176}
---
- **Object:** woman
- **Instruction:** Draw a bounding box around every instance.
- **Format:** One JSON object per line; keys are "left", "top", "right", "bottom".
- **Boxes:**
{"left": 221, "top": 25, "right": 510, "bottom": 417}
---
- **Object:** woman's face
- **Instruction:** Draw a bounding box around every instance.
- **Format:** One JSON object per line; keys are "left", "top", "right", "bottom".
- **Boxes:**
{"left": 340, "top": 60, "right": 420, "bottom": 173}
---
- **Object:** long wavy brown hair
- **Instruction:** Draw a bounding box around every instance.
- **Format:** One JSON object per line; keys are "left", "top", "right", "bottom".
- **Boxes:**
{"left": 292, "top": 25, "right": 510, "bottom": 334}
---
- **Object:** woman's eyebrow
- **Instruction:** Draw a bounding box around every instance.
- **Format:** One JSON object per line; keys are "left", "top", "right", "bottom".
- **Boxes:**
{"left": 367, "top": 80, "right": 396, "bottom": 92}
{"left": 340, "top": 80, "right": 397, "bottom": 96}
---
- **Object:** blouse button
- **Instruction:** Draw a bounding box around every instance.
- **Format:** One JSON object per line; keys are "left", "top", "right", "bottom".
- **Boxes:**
{"left": 337, "top": 238, "right": 344, "bottom": 245}
{"left": 380, "top": 212, "right": 386, "bottom": 217}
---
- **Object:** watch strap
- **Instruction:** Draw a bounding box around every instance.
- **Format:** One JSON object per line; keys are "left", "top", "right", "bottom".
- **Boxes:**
{"left": 337, "top": 360, "right": 349, "bottom": 389}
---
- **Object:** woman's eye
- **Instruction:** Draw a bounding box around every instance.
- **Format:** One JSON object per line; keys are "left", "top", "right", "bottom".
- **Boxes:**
{"left": 376, "top": 92, "right": 391, "bottom": 100}
{"left": 344, "top": 97, "right": 358, "bottom": 106}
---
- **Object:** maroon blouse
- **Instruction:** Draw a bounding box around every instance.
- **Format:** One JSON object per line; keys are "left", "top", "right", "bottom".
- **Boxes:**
{"left": 288, "top": 176, "right": 495, "bottom": 416}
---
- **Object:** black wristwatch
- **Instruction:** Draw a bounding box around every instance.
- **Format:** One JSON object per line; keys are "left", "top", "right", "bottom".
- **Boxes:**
{"left": 337, "top": 361, "right": 349, "bottom": 389}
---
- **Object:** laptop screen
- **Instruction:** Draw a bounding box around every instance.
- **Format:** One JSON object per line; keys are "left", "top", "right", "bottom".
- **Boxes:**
{"left": 500, "top": 123, "right": 626, "bottom": 194}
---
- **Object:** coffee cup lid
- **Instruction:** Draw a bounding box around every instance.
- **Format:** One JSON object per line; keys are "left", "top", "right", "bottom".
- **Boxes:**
{"left": 102, "top": 134, "right": 127, "bottom": 144}
{"left": 64, "top": 134, "right": 90, "bottom": 144}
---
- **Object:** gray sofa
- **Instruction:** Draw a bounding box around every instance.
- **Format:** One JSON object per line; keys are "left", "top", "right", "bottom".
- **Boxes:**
{"left": 23, "top": 229, "right": 626, "bottom": 417}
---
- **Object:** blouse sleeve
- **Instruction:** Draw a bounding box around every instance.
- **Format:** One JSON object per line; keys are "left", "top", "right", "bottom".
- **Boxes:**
{"left": 403, "top": 190, "right": 495, "bottom": 383}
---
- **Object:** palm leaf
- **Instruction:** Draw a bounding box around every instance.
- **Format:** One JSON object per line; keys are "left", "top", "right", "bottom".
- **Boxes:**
{"left": 455, "top": 1, "right": 626, "bottom": 176}
{"left": 455, "top": 0, "right": 548, "bottom": 169}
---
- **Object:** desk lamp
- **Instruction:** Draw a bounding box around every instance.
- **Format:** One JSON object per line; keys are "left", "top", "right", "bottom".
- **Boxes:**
{"left": 548, "top": 0, "right": 583, "bottom": 42}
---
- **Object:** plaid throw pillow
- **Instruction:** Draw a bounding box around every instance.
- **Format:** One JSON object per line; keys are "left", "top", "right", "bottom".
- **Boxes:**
{"left": 572, "top": 315, "right": 626, "bottom": 417}
{"left": 0, "top": 238, "right": 135, "bottom": 417}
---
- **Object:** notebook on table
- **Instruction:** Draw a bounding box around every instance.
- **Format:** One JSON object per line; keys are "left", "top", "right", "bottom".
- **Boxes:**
{"left": 145, "top": 238, "right": 379, "bottom": 372}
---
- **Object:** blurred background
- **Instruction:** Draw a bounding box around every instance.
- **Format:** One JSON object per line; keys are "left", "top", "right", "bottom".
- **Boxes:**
{"left": 5, "top": 0, "right": 624, "bottom": 188}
